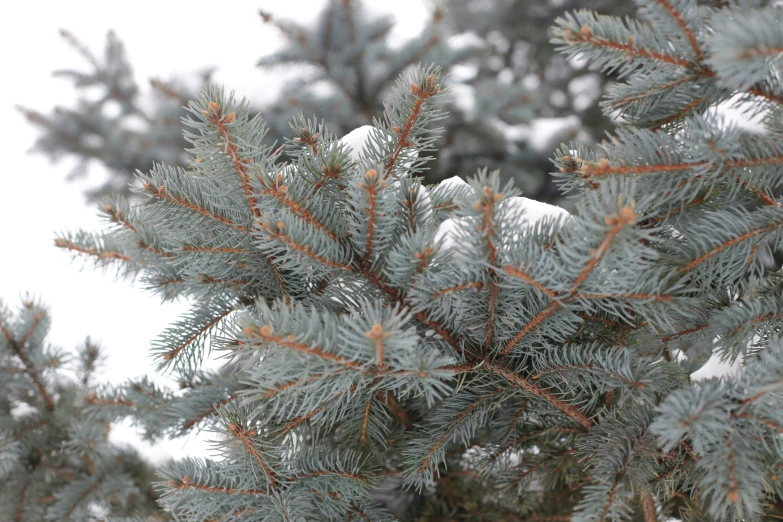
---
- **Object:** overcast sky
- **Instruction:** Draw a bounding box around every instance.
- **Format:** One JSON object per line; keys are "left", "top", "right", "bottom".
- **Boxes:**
{"left": 1, "top": 0, "right": 429, "bottom": 462}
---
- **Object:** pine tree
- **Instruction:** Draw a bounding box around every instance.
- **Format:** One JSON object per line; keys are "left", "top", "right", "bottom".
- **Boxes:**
{"left": 19, "top": 0, "right": 634, "bottom": 203}
{"left": 0, "top": 298, "right": 166, "bottom": 521}
{"left": 51, "top": 1, "right": 783, "bottom": 521}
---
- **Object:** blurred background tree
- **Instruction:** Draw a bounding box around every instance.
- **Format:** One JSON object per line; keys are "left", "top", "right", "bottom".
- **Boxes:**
{"left": 19, "top": 0, "right": 634, "bottom": 204}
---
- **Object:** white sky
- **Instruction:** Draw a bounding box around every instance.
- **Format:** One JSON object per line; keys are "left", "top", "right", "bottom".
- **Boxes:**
{"left": 1, "top": 0, "right": 429, "bottom": 462}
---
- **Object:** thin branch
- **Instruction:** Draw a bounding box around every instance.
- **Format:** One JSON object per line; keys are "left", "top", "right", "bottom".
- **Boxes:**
{"left": 484, "top": 361, "right": 593, "bottom": 430}
{"left": 680, "top": 220, "right": 783, "bottom": 272}
{"left": 208, "top": 103, "right": 261, "bottom": 218}
{"left": 384, "top": 76, "right": 440, "bottom": 176}
{"left": 7, "top": 313, "right": 56, "bottom": 411}
{"left": 143, "top": 183, "right": 250, "bottom": 233}
{"left": 162, "top": 308, "right": 233, "bottom": 361}
{"left": 228, "top": 423, "right": 277, "bottom": 488}
{"left": 181, "top": 394, "right": 237, "bottom": 432}
{"left": 502, "top": 265, "right": 557, "bottom": 297}
{"left": 169, "top": 476, "right": 266, "bottom": 496}
{"left": 656, "top": 0, "right": 702, "bottom": 61}
{"left": 244, "top": 325, "right": 361, "bottom": 369}
{"left": 54, "top": 238, "right": 130, "bottom": 262}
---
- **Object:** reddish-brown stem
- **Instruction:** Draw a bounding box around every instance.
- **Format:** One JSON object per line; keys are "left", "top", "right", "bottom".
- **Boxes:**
{"left": 363, "top": 178, "right": 379, "bottom": 263}
{"left": 64, "top": 480, "right": 100, "bottom": 518}
{"left": 485, "top": 361, "right": 593, "bottom": 429}
{"left": 382, "top": 392, "right": 413, "bottom": 429}
{"left": 181, "top": 394, "right": 237, "bottom": 432}
{"left": 170, "top": 476, "right": 266, "bottom": 495}
{"left": 14, "top": 477, "right": 29, "bottom": 521}
{"left": 144, "top": 184, "right": 249, "bottom": 232}
{"left": 502, "top": 302, "right": 561, "bottom": 355}
{"left": 503, "top": 265, "right": 557, "bottom": 297}
{"left": 263, "top": 227, "right": 353, "bottom": 271}
{"left": 417, "top": 394, "right": 496, "bottom": 472}
{"left": 229, "top": 423, "right": 277, "bottom": 487}
{"left": 260, "top": 181, "right": 337, "bottom": 241}
{"left": 209, "top": 106, "right": 261, "bottom": 218}
{"left": 163, "top": 308, "right": 233, "bottom": 361}
{"left": 656, "top": 0, "right": 702, "bottom": 61}
{"left": 6, "top": 313, "right": 55, "bottom": 411}
{"left": 54, "top": 238, "right": 130, "bottom": 262}
{"left": 360, "top": 396, "right": 373, "bottom": 446}
{"left": 244, "top": 326, "right": 361, "bottom": 369}
{"left": 681, "top": 220, "right": 783, "bottom": 272}
{"left": 431, "top": 281, "right": 484, "bottom": 298}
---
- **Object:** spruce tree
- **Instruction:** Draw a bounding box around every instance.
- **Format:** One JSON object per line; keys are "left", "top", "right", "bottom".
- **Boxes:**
{"left": 0, "top": 298, "right": 165, "bottom": 521}
{"left": 19, "top": 0, "right": 634, "bottom": 203}
{"left": 50, "top": 1, "right": 783, "bottom": 521}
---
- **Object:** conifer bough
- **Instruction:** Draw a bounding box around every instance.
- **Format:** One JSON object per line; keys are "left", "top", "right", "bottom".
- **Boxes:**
{"left": 51, "top": 2, "right": 783, "bottom": 521}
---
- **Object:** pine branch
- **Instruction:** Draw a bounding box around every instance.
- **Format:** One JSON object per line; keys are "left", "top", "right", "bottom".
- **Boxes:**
{"left": 655, "top": 0, "right": 702, "bottom": 61}
{"left": 143, "top": 183, "right": 250, "bottom": 233}
{"left": 484, "top": 361, "right": 593, "bottom": 429}
{"left": 4, "top": 312, "right": 56, "bottom": 411}
{"left": 503, "top": 206, "right": 638, "bottom": 354}
{"left": 227, "top": 423, "right": 277, "bottom": 488}
{"left": 243, "top": 324, "right": 362, "bottom": 369}
{"left": 680, "top": 218, "right": 783, "bottom": 272}
{"left": 384, "top": 75, "right": 440, "bottom": 176}
{"left": 54, "top": 238, "right": 130, "bottom": 262}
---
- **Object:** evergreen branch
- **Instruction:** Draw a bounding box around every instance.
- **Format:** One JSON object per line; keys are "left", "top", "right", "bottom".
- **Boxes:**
{"left": 569, "top": 207, "right": 637, "bottom": 294}
{"left": 656, "top": 0, "right": 702, "bottom": 61}
{"left": 206, "top": 102, "right": 262, "bottom": 218}
{"left": 54, "top": 238, "right": 130, "bottom": 262}
{"left": 366, "top": 323, "right": 386, "bottom": 369}
{"left": 360, "top": 396, "right": 373, "bottom": 447}
{"left": 358, "top": 266, "right": 462, "bottom": 349}
{"left": 502, "top": 303, "right": 561, "bottom": 355}
{"left": 143, "top": 183, "right": 250, "bottom": 232}
{"left": 725, "top": 432, "right": 738, "bottom": 504}
{"left": 168, "top": 475, "right": 266, "bottom": 495}
{"left": 162, "top": 307, "right": 234, "bottom": 362}
{"left": 478, "top": 190, "right": 501, "bottom": 352}
{"left": 747, "top": 85, "right": 783, "bottom": 106}
{"left": 259, "top": 11, "right": 374, "bottom": 120}
{"left": 86, "top": 393, "right": 134, "bottom": 407}
{"left": 680, "top": 219, "right": 783, "bottom": 272}
{"left": 384, "top": 75, "right": 440, "bottom": 176}
{"left": 381, "top": 391, "right": 412, "bottom": 430}
{"left": 13, "top": 476, "right": 29, "bottom": 522}
{"left": 243, "top": 324, "right": 362, "bottom": 369}
{"left": 416, "top": 391, "right": 503, "bottom": 474}
{"left": 661, "top": 324, "right": 707, "bottom": 343}
{"left": 262, "top": 224, "right": 354, "bottom": 271}
{"left": 227, "top": 423, "right": 277, "bottom": 488}
{"left": 259, "top": 174, "right": 338, "bottom": 242}
{"left": 181, "top": 394, "right": 238, "bottom": 432}
{"left": 361, "top": 169, "right": 380, "bottom": 264}
{"left": 294, "top": 469, "right": 366, "bottom": 481}
{"left": 282, "top": 386, "right": 354, "bottom": 432}
{"left": 179, "top": 245, "right": 262, "bottom": 255}
{"left": 63, "top": 479, "right": 101, "bottom": 518}
{"left": 430, "top": 281, "right": 485, "bottom": 298}
{"left": 484, "top": 361, "right": 593, "bottom": 429}
{"left": 576, "top": 154, "right": 783, "bottom": 178}
{"left": 503, "top": 265, "right": 557, "bottom": 297}
{"left": 566, "top": 25, "right": 694, "bottom": 69}
{"left": 650, "top": 95, "right": 706, "bottom": 129}
{"left": 503, "top": 207, "right": 637, "bottom": 354}
{"left": 579, "top": 292, "right": 672, "bottom": 302}
{"left": 597, "top": 475, "right": 620, "bottom": 522}
{"left": 6, "top": 312, "right": 56, "bottom": 411}
{"left": 740, "top": 180, "right": 779, "bottom": 207}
